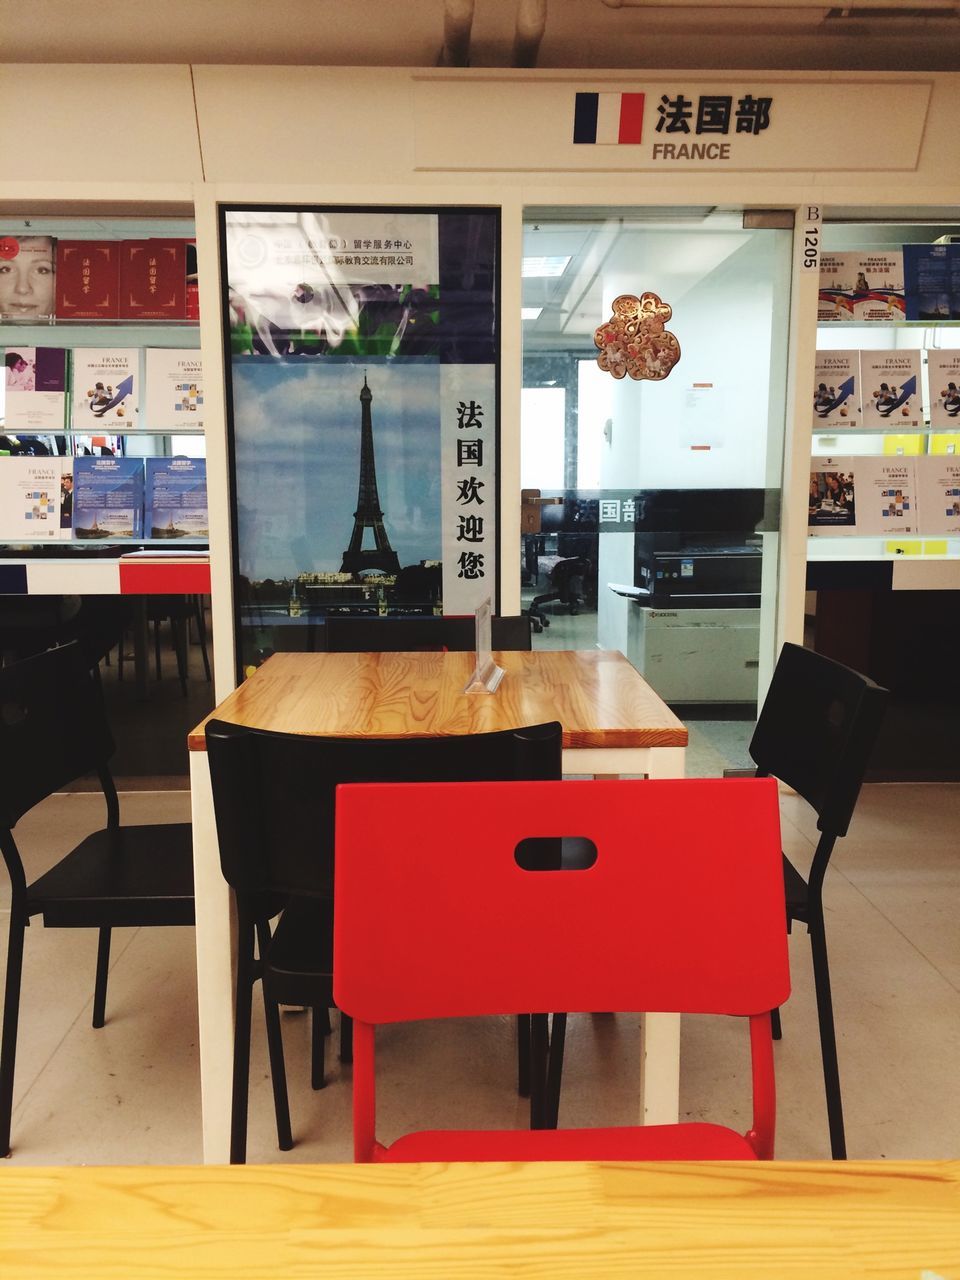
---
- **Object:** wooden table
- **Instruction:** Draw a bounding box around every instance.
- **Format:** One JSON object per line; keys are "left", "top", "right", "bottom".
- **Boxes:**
{"left": 3, "top": 1160, "right": 957, "bottom": 1278}
{"left": 188, "top": 649, "right": 688, "bottom": 1164}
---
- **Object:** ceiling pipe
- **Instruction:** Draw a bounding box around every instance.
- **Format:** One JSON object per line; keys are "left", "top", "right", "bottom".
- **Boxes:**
{"left": 514, "top": 0, "right": 548, "bottom": 66}
{"left": 439, "top": 0, "right": 476, "bottom": 66}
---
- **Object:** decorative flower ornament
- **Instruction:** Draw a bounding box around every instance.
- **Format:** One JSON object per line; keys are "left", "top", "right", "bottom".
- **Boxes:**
{"left": 594, "top": 292, "right": 681, "bottom": 382}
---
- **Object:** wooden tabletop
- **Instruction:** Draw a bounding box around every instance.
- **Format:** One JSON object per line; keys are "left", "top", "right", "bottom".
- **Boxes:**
{"left": 188, "top": 649, "right": 688, "bottom": 753}
{"left": 2, "top": 1160, "right": 957, "bottom": 1278}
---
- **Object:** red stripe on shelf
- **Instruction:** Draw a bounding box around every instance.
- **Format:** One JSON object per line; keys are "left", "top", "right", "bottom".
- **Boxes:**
{"left": 618, "top": 93, "right": 645, "bottom": 144}
{"left": 119, "top": 563, "right": 211, "bottom": 594}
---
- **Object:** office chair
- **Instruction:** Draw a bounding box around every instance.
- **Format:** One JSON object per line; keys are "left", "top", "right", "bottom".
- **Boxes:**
{"left": 527, "top": 557, "right": 591, "bottom": 633}
{"left": 205, "top": 718, "right": 562, "bottom": 1164}
{"left": 321, "top": 614, "right": 532, "bottom": 653}
{"left": 0, "top": 642, "right": 195, "bottom": 1157}
{"left": 334, "top": 775, "right": 789, "bottom": 1162}
{"left": 750, "top": 642, "right": 888, "bottom": 1160}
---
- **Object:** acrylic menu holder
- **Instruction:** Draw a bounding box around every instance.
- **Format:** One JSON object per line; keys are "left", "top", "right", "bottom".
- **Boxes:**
{"left": 463, "top": 598, "right": 505, "bottom": 693}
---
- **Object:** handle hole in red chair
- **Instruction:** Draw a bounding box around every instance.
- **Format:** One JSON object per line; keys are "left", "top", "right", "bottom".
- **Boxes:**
{"left": 514, "top": 836, "right": 598, "bottom": 872}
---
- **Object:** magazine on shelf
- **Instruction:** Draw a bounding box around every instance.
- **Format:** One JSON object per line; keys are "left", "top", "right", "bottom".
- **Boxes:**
{"left": 916, "top": 455, "right": 960, "bottom": 535}
{"left": 925, "top": 350, "right": 960, "bottom": 430}
{"left": 73, "top": 456, "right": 144, "bottom": 540}
{"left": 0, "top": 455, "right": 72, "bottom": 541}
{"left": 145, "top": 457, "right": 208, "bottom": 539}
{"left": 809, "top": 455, "right": 919, "bottom": 536}
{"left": 860, "top": 350, "right": 922, "bottom": 429}
{"left": 0, "top": 235, "right": 56, "bottom": 322}
{"left": 812, "top": 350, "right": 861, "bottom": 428}
{"left": 118, "top": 239, "right": 187, "bottom": 320}
{"left": 850, "top": 252, "right": 905, "bottom": 323}
{"left": 903, "top": 243, "right": 953, "bottom": 322}
{"left": 71, "top": 348, "right": 139, "bottom": 430}
{"left": 3, "top": 346, "right": 67, "bottom": 431}
{"left": 144, "top": 348, "right": 204, "bottom": 431}
{"left": 817, "top": 253, "right": 858, "bottom": 322}
{"left": 55, "top": 241, "right": 120, "bottom": 319}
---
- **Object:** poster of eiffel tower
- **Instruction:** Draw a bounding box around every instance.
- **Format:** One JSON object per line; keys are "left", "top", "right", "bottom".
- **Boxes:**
{"left": 340, "top": 375, "right": 401, "bottom": 576}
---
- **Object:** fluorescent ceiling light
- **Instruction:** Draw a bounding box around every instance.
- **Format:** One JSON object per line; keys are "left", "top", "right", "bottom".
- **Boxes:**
{"left": 522, "top": 256, "right": 571, "bottom": 278}
{"left": 521, "top": 307, "right": 543, "bottom": 320}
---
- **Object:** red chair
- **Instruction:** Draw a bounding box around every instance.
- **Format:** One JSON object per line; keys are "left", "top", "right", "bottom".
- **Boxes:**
{"left": 334, "top": 776, "right": 790, "bottom": 1163}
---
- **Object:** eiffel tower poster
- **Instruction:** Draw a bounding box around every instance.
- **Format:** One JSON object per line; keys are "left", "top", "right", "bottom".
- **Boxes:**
{"left": 341, "top": 374, "right": 401, "bottom": 576}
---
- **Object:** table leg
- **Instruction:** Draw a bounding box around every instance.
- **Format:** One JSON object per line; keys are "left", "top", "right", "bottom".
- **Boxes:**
{"left": 190, "top": 749, "right": 235, "bottom": 1165}
{"left": 133, "top": 598, "right": 149, "bottom": 701}
{"left": 565, "top": 745, "right": 686, "bottom": 1128}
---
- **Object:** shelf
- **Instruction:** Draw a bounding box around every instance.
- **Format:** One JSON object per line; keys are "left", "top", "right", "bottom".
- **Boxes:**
{"left": 817, "top": 320, "right": 960, "bottom": 329}
{"left": 0, "top": 322, "right": 200, "bottom": 349}
{"left": 811, "top": 427, "right": 946, "bottom": 436}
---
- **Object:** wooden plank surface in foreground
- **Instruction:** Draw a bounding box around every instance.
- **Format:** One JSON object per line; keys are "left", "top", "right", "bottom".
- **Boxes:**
{"left": 2, "top": 1160, "right": 957, "bottom": 1279}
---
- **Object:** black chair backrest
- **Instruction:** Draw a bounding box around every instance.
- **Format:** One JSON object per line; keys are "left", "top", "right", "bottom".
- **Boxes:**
{"left": 322, "top": 614, "right": 532, "bottom": 653}
{"left": 0, "top": 642, "right": 115, "bottom": 830}
{"left": 205, "top": 720, "right": 561, "bottom": 898}
{"left": 749, "top": 643, "right": 888, "bottom": 838}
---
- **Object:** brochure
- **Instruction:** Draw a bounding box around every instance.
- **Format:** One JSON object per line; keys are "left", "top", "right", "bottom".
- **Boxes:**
{"left": 119, "top": 239, "right": 187, "bottom": 320}
{"left": 0, "top": 456, "right": 71, "bottom": 541}
{"left": 812, "top": 350, "right": 861, "bottom": 428}
{"left": 0, "top": 235, "right": 56, "bottom": 322}
{"left": 903, "top": 243, "right": 952, "bottom": 322}
{"left": 71, "top": 349, "right": 139, "bottom": 430}
{"left": 73, "top": 456, "right": 144, "bottom": 540}
{"left": 850, "top": 252, "right": 905, "bottom": 322}
{"left": 860, "top": 350, "right": 922, "bottom": 429}
{"left": 144, "top": 348, "right": 204, "bottom": 431}
{"left": 55, "top": 241, "right": 120, "bottom": 319}
{"left": 926, "top": 350, "right": 960, "bottom": 429}
{"left": 809, "top": 456, "right": 919, "bottom": 536}
{"left": 817, "top": 253, "right": 858, "bottom": 322}
{"left": 3, "top": 346, "right": 68, "bottom": 431}
{"left": 145, "top": 457, "right": 208, "bottom": 539}
{"left": 916, "top": 456, "right": 960, "bottom": 535}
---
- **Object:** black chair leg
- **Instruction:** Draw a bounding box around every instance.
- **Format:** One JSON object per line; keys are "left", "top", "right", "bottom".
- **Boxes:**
{"left": 0, "top": 911, "right": 27, "bottom": 1158}
{"left": 529, "top": 1013, "right": 550, "bottom": 1130}
{"left": 92, "top": 927, "right": 111, "bottom": 1029}
{"left": 193, "top": 596, "right": 212, "bottom": 683}
{"left": 770, "top": 1007, "right": 782, "bottom": 1041}
{"left": 256, "top": 924, "right": 292, "bottom": 1153}
{"left": 172, "top": 615, "right": 189, "bottom": 697}
{"left": 544, "top": 1012, "right": 567, "bottom": 1129}
{"left": 809, "top": 917, "right": 846, "bottom": 1160}
{"left": 153, "top": 619, "right": 162, "bottom": 682}
{"left": 311, "top": 1008, "right": 326, "bottom": 1089}
{"left": 339, "top": 1011, "right": 353, "bottom": 1064}
{"left": 230, "top": 921, "right": 257, "bottom": 1165}
{"left": 517, "top": 1013, "right": 531, "bottom": 1097}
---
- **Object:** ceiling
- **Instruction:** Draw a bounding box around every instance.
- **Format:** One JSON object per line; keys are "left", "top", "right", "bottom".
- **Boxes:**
{"left": 3, "top": 0, "right": 960, "bottom": 71}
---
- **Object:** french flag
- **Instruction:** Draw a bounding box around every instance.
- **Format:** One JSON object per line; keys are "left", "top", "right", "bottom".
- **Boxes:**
{"left": 574, "top": 92, "right": 645, "bottom": 145}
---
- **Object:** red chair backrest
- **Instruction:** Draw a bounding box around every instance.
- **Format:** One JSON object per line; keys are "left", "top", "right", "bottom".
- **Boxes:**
{"left": 333, "top": 777, "right": 789, "bottom": 1024}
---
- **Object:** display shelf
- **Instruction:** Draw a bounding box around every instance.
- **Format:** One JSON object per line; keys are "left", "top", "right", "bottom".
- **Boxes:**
{"left": 1, "top": 322, "right": 199, "bottom": 348}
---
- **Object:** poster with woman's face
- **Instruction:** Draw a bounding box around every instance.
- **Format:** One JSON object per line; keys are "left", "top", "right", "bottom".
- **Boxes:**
{"left": 0, "top": 237, "right": 56, "bottom": 321}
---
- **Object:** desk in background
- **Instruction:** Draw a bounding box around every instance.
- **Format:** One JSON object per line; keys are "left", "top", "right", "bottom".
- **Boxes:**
{"left": 188, "top": 649, "right": 687, "bottom": 1164}
{"left": 2, "top": 1160, "right": 957, "bottom": 1278}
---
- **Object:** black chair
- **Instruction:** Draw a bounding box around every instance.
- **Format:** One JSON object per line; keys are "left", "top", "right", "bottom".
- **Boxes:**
{"left": 0, "top": 642, "right": 195, "bottom": 1157}
{"left": 321, "top": 613, "right": 532, "bottom": 653}
{"left": 749, "top": 642, "right": 887, "bottom": 1160}
{"left": 205, "top": 718, "right": 562, "bottom": 1164}
{"left": 528, "top": 557, "right": 591, "bottom": 633}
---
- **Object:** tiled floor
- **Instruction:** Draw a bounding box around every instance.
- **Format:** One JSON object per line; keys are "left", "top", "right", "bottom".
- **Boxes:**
{"left": 2, "top": 780, "right": 957, "bottom": 1166}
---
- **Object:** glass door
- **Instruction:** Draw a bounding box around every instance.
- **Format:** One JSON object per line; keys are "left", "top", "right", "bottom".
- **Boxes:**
{"left": 520, "top": 207, "right": 792, "bottom": 770}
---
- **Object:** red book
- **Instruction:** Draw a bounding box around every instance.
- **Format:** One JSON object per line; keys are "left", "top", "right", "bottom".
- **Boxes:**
{"left": 119, "top": 239, "right": 187, "bottom": 320}
{"left": 185, "top": 239, "right": 200, "bottom": 322}
{"left": 55, "top": 241, "right": 120, "bottom": 320}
